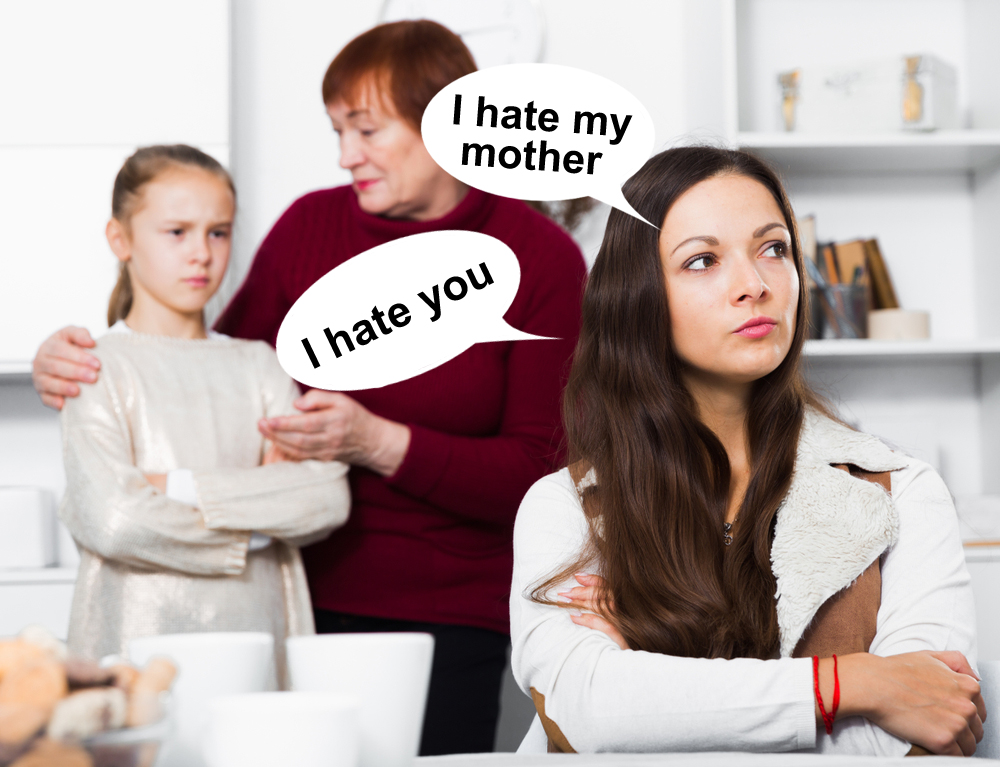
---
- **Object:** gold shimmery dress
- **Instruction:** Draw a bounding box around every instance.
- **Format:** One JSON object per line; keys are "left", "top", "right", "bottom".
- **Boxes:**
{"left": 59, "top": 330, "right": 350, "bottom": 680}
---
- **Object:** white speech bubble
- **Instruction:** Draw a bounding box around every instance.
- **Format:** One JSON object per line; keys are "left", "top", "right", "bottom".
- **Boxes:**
{"left": 421, "top": 63, "right": 656, "bottom": 226}
{"left": 275, "top": 231, "right": 551, "bottom": 391}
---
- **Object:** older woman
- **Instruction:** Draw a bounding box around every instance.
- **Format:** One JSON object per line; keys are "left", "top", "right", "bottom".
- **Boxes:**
{"left": 33, "top": 20, "right": 586, "bottom": 755}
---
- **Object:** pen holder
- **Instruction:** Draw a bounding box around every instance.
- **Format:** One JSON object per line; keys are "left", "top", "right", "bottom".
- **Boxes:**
{"left": 811, "top": 284, "right": 869, "bottom": 339}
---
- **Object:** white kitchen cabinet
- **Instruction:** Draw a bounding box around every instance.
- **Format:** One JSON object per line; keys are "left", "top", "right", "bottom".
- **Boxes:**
{"left": 0, "top": 0, "right": 230, "bottom": 366}
{"left": 0, "top": 2, "right": 229, "bottom": 147}
{"left": 0, "top": 569, "right": 76, "bottom": 639}
{"left": 966, "top": 550, "right": 1000, "bottom": 661}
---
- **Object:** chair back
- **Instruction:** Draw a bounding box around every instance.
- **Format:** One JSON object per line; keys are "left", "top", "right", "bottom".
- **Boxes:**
{"left": 975, "top": 660, "right": 1000, "bottom": 758}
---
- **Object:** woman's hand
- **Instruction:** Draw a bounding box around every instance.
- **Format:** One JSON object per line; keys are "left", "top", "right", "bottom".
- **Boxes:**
{"left": 262, "top": 444, "right": 290, "bottom": 465}
{"left": 258, "top": 389, "right": 411, "bottom": 476}
{"left": 834, "top": 651, "right": 985, "bottom": 756}
{"left": 32, "top": 326, "right": 100, "bottom": 410}
{"left": 557, "top": 573, "right": 629, "bottom": 650}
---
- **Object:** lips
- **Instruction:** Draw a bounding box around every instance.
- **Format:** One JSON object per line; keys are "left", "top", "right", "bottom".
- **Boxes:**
{"left": 184, "top": 277, "right": 210, "bottom": 287}
{"left": 734, "top": 316, "right": 777, "bottom": 339}
{"left": 354, "top": 178, "right": 379, "bottom": 191}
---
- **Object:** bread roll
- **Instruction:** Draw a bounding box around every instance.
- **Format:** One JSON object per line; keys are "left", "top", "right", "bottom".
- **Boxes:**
{"left": 9, "top": 737, "right": 93, "bottom": 767}
{"left": 17, "top": 626, "right": 67, "bottom": 662}
{"left": 0, "top": 704, "right": 49, "bottom": 746}
{"left": 64, "top": 659, "right": 115, "bottom": 690}
{"left": 0, "top": 643, "right": 47, "bottom": 685}
{"left": 126, "top": 658, "right": 176, "bottom": 727}
{"left": 0, "top": 660, "right": 67, "bottom": 715}
{"left": 47, "top": 688, "right": 127, "bottom": 741}
{"left": 108, "top": 663, "right": 140, "bottom": 694}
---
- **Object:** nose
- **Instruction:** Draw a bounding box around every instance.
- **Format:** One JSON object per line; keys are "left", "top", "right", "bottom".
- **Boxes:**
{"left": 338, "top": 131, "right": 365, "bottom": 170}
{"left": 190, "top": 234, "right": 212, "bottom": 265}
{"left": 733, "top": 255, "right": 769, "bottom": 305}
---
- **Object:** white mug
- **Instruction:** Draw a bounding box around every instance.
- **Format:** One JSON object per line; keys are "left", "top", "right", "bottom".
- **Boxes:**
{"left": 129, "top": 632, "right": 275, "bottom": 767}
{"left": 203, "top": 691, "right": 360, "bottom": 767}
{"left": 286, "top": 633, "right": 434, "bottom": 767}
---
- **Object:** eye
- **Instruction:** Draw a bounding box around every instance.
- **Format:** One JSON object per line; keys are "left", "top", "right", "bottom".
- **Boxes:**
{"left": 761, "top": 241, "right": 788, "bottom": 259}
{"left": 360, "top": 129, "right": 376, "bottom": 137}
{"left": 684, "top": 254, "right": 716, "bottom": 271}
{"left": 210, "top": 229, "right": 230, "bottom": 240}
{"left": 168, "top": 228, "right": 183, "bottom": 236}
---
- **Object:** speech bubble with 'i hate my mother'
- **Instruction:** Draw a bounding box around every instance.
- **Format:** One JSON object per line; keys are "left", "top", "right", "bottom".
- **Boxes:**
{"left": 421, "top": 63, "right": 656, "bottom": 226}
{"left": 275, "top": 230, "right": 552, "bottom": 391}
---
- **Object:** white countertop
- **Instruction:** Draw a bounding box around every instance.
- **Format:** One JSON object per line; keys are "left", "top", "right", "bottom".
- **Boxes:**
{"left": 416, "top": 751, "right": 1000, "bottom": 766}
{"left": 0, "top": 567, "right": 77, "bottom": 584}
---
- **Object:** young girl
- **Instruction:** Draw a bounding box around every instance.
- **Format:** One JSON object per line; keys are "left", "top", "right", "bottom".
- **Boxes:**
{"left": 511, "top": 146, "right": 983, "bottom": 756}
{"left": 59, "top": 145, "right": 350, "bottom": 679}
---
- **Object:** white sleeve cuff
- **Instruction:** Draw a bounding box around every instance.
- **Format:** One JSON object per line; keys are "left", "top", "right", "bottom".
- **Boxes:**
{"left": 248, "top": 533, "right": 274, "bottom": 551}
{"left": 165, "top": 469, "right": 199, "bottom": 506}
{"left": 169, "top": 469, "right": 272, "bottom": 550}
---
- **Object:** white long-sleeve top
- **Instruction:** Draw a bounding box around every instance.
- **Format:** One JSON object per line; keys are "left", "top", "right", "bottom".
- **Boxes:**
{"left": 510, "top": 411, "right": 977, "bottom": 756}
{"left": 60, "top": 330, "right": 351, "bottom": 682}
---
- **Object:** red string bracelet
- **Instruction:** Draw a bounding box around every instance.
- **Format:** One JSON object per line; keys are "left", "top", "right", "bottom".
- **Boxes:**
{"left": 832, "top": 654, "right": 841, "bottom": 722}
{"left": 812, "top": 654, "right": 841, "bottom": 735}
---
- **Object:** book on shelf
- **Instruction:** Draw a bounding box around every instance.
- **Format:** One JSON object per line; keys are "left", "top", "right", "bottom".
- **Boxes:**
{"left": 833, "top": 239, "right": 870, "bottom": 292}
{"left": 811, "top": 237, "right": 898, "bottom": 309}
{"left": 804, "top": 231, "right": 900, "bottom": 339}
{"left": 797, "top": 215, "right": 817, "bottom": 282}
{"left": 820, "top": 243, "right": 840, "bottom": 285}
{"left": 864, "top": 239, "right": 899, "bottom": 309}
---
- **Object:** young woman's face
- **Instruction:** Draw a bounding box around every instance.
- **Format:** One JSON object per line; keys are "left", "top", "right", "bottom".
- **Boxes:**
{"left": 659, "top": 173, "right": 799, "bottom": 387}
{"left": 120, "top": 167, "right": 234, "bottom": 318}
{"left": 327, "top": 95, "right": 460, "bottom": 221}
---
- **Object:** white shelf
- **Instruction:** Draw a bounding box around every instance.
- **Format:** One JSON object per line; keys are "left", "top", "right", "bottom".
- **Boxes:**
{"left": 0, "top": 567, "right": 76, "bottom": 585}
{"left": 737, "top": 130, "right": 1000, "bottom": 174}
{"left": 804, "top": 338, "right": 1000, "bottom": 361}
{"left": 964, "top": 545, "right": 1000, "bottom": 564}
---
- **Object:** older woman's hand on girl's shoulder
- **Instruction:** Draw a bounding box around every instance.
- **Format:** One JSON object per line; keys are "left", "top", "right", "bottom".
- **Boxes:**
{"left": 32, "top": 326, "right": 100, "bottom": 410}
{"left": 257, "top": 389, "right": 411, "bottom": 476}
{"left": 557, "top": 573, "right": 630, "bottom": 650}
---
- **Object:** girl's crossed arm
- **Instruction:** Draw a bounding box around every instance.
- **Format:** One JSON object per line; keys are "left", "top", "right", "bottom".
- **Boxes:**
{"left": 166, "top": 346, "right": 351, "bottom": 548}
{"left": 60, "top": 363, "right": 251, "bottom": 576}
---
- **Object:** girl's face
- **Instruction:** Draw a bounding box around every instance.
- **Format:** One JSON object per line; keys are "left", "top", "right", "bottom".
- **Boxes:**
{"left": 111, "top": 166, "right": 234, "bottom": 321}
{"left": 659, "top": 173, "right": 799, "bottom": 387}
{"left": 327, "top": 94, "right": 461, "bottom": 221}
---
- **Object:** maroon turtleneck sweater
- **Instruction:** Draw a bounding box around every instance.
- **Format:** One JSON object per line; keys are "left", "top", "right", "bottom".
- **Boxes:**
{"left": 215, "top": 186, "right": 586, "bottom": 634}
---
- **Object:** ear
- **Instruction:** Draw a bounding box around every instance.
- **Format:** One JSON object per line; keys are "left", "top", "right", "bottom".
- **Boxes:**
{"left": 106, "top": 219, "right": 131, "bottom": 263}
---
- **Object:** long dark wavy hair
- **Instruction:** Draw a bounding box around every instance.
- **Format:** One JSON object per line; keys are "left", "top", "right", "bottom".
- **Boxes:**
{"left": 534, "top": 146, "right": 830, "bottom": 660}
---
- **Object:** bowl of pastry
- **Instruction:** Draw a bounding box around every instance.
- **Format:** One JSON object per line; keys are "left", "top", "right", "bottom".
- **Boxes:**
{"left": 0, "top": 627, "right": 176, "bottom": 767}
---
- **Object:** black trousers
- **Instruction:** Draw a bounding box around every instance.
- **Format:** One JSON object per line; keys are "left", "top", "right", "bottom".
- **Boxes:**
{"left": 313, "top": 609, "right": 509, "bottom": 756}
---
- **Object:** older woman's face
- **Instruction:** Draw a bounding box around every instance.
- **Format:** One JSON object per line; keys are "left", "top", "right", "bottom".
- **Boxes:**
{"left": 327, "top": 96, "right": 460, "bottom": 221}
{"left": 659, "top": 173, "right": 799, "bottom": 387}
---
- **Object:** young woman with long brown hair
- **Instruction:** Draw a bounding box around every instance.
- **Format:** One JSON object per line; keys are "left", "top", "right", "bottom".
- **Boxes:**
{"left": 510, "top": 146, "right": 984, "bottom": 757}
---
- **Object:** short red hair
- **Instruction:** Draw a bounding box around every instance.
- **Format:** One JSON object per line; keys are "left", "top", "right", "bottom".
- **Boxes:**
{"left": 322, "top": 20, "right": 477, "bottom": 130}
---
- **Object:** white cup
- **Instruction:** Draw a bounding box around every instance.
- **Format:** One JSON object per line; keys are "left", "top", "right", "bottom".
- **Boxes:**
{"left": 286, "top": 633, "right": 434, "bottom": 767}
{"left": 202, "top": 692, "right": 360, "bottom": 767}
{"left": 129, "top": 632, "right": 275, "bottom": 767}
